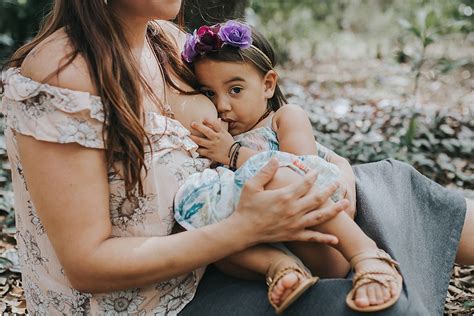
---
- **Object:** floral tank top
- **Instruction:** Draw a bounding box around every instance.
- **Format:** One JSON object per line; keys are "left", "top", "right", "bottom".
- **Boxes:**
{"left": 233, "top": 116, "right": 279, "bottom": 151}
{"left": 0, "top": 67, "right": 211, "bottom": 315}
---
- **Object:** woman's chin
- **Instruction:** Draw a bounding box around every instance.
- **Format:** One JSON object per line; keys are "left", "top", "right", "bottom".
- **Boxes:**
{"left": 157, "top": 1, "right": 182, "bottom": 20}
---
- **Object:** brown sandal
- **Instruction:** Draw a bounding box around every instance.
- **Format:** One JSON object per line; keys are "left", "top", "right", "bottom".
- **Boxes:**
{"left": 346, "top": 249, "right": 403, "bottom": 312}
{"left": 266, "top": 262, "right": 319, "bottom": 314}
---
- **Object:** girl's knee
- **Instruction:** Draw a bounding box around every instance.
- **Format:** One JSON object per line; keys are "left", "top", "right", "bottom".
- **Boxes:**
{"left": 265, "top": 166, "right": 302, "bottom": 190}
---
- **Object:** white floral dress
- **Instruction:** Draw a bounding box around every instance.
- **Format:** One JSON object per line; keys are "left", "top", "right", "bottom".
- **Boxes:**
{"left": 174, "top": 118, "right": 341, "bottom": 230}
{"left": 0, "top": 67, "right": 211, "bottom": 315}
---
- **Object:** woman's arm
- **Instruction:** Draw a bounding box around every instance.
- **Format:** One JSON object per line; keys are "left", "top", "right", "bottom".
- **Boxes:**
{"left": 18, "top": 135, "right": 345, "bottom": 293}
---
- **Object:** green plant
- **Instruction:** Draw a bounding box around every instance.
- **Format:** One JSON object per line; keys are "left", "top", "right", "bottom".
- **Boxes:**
{"left": 398, "top": 2, "right": 472, "bottom": 95}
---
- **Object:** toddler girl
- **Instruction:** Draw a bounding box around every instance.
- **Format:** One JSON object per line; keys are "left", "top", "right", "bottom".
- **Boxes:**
{"left": 174, "top": 20, "right": 403, "bottom": 314}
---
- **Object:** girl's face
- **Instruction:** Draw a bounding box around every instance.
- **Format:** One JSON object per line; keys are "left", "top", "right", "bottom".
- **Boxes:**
{"left": 194, "top": 59, "right": 277, "bottom": 136}
{"left": 113, "top": 0, "right": 182, "bottom": 20}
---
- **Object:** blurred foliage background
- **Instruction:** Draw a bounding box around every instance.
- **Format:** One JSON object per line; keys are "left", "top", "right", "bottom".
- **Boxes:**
{"left": 0, "top": 0, "right": 473, "bottom": 313}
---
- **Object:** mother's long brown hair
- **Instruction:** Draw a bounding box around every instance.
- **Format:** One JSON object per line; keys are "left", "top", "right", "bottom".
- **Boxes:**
{"left": 7, "top": 0, "right": 197, "bottom": 199}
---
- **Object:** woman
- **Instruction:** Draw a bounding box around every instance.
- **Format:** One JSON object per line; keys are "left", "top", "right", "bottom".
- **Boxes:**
{"left": 0, "top": 1, "right": 472, "bottom": 315}
{"left": 0, "top": 1, "right": 349, "bottom": 314}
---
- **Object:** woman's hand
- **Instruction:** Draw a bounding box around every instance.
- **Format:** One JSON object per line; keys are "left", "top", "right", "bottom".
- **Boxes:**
{"left": 190, "top": 118, "right": 235, "bottom": 165}
{"left": 231, "top": 158, "right": 349, "bottom": 246}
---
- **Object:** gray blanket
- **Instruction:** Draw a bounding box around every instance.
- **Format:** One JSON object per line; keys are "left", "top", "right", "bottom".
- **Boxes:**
{"left": 180, "top": 159, "right": 467, "bottom": 316}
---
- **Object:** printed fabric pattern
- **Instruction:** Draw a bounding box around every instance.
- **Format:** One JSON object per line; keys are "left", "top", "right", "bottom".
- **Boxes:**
{"left": 1, "top": 68, "right": 211, "bottom": 315}
{"left": 174, "top": 120, "right": 341, "bottom": 230}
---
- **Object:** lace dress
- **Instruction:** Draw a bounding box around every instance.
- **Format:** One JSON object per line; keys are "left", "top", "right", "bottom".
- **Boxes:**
{"left": 1, "top": 67, "right": 211, "bottom": 315}
{"left": 174, "top": 116, "right": 341, "bottom": 230}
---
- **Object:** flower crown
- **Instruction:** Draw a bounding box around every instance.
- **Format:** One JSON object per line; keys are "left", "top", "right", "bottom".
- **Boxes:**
{"left": 181, "top": 20, "right": 272, "bottom": 66}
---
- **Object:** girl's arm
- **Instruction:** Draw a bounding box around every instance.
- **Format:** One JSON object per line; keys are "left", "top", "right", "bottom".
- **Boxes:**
{"left": 275, "top": 105, "right": 356, "bottom": 216}
{"left": 273, "top": 104, "right": 317, "bottom": 155}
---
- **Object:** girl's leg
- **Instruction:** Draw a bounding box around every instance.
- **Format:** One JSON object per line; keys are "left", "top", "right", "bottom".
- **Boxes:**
{"left": 266, "top": 167, "right": 351, "bottom": 278}
{"left": 455, "top": 199, "right": 474, "bottom": 265}
{"left": 286, "top": 241, "right": 350, "bottom": 278}
{"left": 214, "top": 244, "right": 315, "bottom": 308}
{"left": 266, "top": 167, "right": 400, "bottom": 309}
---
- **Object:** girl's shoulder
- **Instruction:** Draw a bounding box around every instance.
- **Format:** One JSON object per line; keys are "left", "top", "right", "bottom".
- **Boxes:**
{"left": 21, "top": 27, "right": 96, "bottom": 96}
{"left": 273, "top": 104, "right": 309, "bottom": 131}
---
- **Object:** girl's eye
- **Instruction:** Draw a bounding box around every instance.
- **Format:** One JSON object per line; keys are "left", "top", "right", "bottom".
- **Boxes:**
{"left": 202, "top": 90, "right": 215, "bottom": 98}
{"left": 229, "top": 87, "right": 242, "bottom": 95}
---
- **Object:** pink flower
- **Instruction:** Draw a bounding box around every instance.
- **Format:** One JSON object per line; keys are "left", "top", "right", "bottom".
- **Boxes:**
{"left": 195, "top": 24, "right": 222, "bottom": 53}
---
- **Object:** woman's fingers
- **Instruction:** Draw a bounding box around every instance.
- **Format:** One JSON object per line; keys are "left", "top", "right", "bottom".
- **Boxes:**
{"left": 300, "top": 199, "right": 349, "bottom": 228}
{"left": 190, "top": 121, "right": 217, "bottom": 139}
{"left": 271, "top": 170, "right": 318, "bottom": 201}
{"left": 293, "top": 230, "right": 339, "bottom": 244}
{"left": 295, "top": 181, "right": 340, "bottom": 213}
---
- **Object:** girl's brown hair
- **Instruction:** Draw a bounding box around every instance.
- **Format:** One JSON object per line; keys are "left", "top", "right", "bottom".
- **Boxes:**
{"left": 193, "top": 26, "right": 287, "bottom": 111}
{"left": 6, "top": 0, "right": 198, "bottom": 199}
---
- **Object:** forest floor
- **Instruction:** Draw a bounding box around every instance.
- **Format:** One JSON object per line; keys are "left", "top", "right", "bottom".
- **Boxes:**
{"left": 278, "top": 53, "right": 473, "bottom": 315}
{"left": 0, "top": 39, "right": 473, "bottom": 314}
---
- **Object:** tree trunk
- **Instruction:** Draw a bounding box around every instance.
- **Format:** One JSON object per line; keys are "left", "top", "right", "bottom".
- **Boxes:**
{"left": 183, "top": 0, "right": 250, "bottom": 31}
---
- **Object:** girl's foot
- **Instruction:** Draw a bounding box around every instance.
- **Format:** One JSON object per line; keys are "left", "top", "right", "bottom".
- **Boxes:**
{"left": 266, "top": 256, "right": 319, "bottom": 314}
{"left": 346, "top": 249, "right": 403, "bottom": 312}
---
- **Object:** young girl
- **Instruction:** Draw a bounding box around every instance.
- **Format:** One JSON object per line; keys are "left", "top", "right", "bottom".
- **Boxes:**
{"left": 174, "top": 20, "right": 403, "bottom": 313}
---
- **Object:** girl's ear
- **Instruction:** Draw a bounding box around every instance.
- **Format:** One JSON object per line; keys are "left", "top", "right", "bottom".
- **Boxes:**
{"left": 263, "top": 70, "right": 278, "bottom": 99}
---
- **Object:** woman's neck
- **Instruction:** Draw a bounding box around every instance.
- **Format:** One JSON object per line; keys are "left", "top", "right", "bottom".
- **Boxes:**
{"left": 109, "top": 3, "right": 149, "bottom": 57}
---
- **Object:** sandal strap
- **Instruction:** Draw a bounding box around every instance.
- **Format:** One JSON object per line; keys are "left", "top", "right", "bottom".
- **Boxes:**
{"left": 267, "top": 265, "right": 309, "bottom": 310}
{"left": 349, "top": 249, "right": 399, "bottom": 270}
{"left": 352, "top": 270, "right": 397, "bottom": 288}
{"left": 266, "top": 266, "right": 306, "bottom": 287}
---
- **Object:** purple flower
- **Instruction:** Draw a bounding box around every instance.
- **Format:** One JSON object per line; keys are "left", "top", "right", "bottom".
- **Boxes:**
{"left": 218, "top": 20, "right": 252, "bottom": 49}
{"left": 182, "top": 31, "right": 198, "bottom": 63}
{"left": 195, "top": 24, "right": 222, "bottom": 54}
{"left": 181, "top": 20, "right": 254, "bottom": 63}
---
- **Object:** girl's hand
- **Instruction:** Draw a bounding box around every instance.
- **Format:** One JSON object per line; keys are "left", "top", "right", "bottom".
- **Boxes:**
{"left": 231, "top": 158, "right": 349, "bottom": 245}
{"left": 190, "top": 118, "right": 235, "bottom": 165}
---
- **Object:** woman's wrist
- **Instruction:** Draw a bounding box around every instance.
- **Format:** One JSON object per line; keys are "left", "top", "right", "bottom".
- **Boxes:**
{"left": 221, "top": 211, "right": 261, "bottom": 249}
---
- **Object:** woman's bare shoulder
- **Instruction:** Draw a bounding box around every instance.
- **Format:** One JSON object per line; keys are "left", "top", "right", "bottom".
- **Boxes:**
{"left": 21, "top": 28, "right": 97, "bottom": 95}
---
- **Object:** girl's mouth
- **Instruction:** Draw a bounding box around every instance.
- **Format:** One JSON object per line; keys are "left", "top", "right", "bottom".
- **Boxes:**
{"left": 221, "top": 118, "right": 237, "bottom": 131}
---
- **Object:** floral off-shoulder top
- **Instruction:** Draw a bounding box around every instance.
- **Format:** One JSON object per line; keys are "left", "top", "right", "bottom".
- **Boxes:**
{"left": 0, "top": 67, "right": 211, "bottom": 315}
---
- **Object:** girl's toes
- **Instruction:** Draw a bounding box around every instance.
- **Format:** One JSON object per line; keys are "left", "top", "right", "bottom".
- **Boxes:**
{"left": 389, "top": 280, "right": 399, "bottom": 296}
{"left": 374, "top": 284, "right": 385, "bottom": 304}
{"left": 355, "top": 286, "right": 370, "bottom": 307}
{"left": 271, "top": 290, "right": 281, "bottom": 301}
{"left": 278, "top": 273, "right": 300, "bottom": 302}
{"left": 382, "top": 285, "right": 391, "bottom": 301}
{"left": 281, "top": 273, "right": 299, "bottom": 289}
{"left": 274, "top": 282, "right": 285, "bottom": 295}
{"left": 270, "top": 271, "right": 302, "bottom": 307}
{"left": 367, "top": 284, "right": 378, "bottom": 305}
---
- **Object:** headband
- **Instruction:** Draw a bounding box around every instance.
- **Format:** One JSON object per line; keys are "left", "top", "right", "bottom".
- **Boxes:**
{"left": 181, "top": 20, "right": 273, "bottom": 67}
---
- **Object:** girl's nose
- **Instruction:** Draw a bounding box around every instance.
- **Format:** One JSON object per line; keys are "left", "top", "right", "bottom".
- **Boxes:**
{"left": 216, "top": 97, "right": 231, "bottom": 113}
